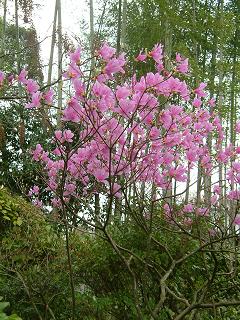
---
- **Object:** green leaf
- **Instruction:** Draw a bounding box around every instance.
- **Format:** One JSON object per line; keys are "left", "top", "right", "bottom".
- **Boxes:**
{"left": 0, "top": 302, "right": 9, "bottom": 312}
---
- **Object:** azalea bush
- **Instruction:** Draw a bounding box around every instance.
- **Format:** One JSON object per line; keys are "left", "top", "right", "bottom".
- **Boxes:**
{"left": 1, "top": 43, "right": 240, "bottom": 319}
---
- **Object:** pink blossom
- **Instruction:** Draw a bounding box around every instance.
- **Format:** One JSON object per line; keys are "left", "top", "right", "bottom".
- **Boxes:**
{"left": 26, "top": 79, "right": 39, "bottom": 94}
{"left": 32, "top": 199, "right": 43, "bottom": 208}
{"left": 194, "top": 82, "right": 207, "bottom": 97}
{"left": 177, "top": 58, "right": 188, "bottom": 74}
{"left": 135, "top": 50, "right": 147, "bottom": 62}
{"left": 73, "top": 79, "right": 85, "bottom": 98}
{"left": 55, "top": 130, "right": 62, "bottom": 141}
{"left": 163, "top": 203, "right": 171, "bottom": 219}
{"left": 228, "top": 190, "right": 240, "bottom": 200}
{"left": 149, "top": 44, "right": 163, "bottom": 64}
{"left": 69, "top": 47, "right": 81, "bottom": 65}
{"left": 150, "top": 127, "right": 160, "bottom": 140}
{"left": 193, "top": 97, "right": 202, "bottom": 108}
{"left": 210, "top": 195, "right": 218, "bottom": 205}
{"left": 26, "top": 91, "right": 42, "bottom": 109}
{"left": 104, "top": 53, "right": 126, "bottom": 75}
{"left": 236, "top": 121, "right": 240, "bottom": 133}
{"left": 28, "top": 185, "right": 39, "bottom": 196}
{"left": 208, "top": 98, "right": 215, "bottom": 107}
{"left": 213, "top": 185, "right": 221, "bottom": 195}
{"left": 116, "top": 86, "right": 130, "bottom": 100}
{"left": 43, "top": 89, "right": 54, "bottom": 105}
{"left": 63, "top": 98, "right": 82, "bottom": 122}
{"left": 18, "top": 69, "right": 28, "bottom": 84}
{"left": 63, "top": 129, "right": 74, "bottom": 142}
{"left": 64, "top": 183, "right": 76, "bottom": 196}
{"left": 112, "top": 182, "right": 121, "bottom": 198}
{"left": 196, "top": 207, "right": 209, "bottom": 217}
{"left": 175, "top": 53, "right": 182, "bottom": 63}
{"left": 51, "top": 198, "right": 61, "bottom": 208}
{"left": 32, "top": 144, "right": 43, "bottom": 161}
{"left": 98, "top": 43, "right": 116, "bottom": 61}
{"left": 8, "top": 74, "right": 14, "bottom": 84}
{"left": 0, "top": 71, "right": 5, "bottom": 85}
{"left": 183, "top": 204, "right": 194, "bottom": 213}
{"left": 94, "top": 168, "right": 108, "bottom": 182}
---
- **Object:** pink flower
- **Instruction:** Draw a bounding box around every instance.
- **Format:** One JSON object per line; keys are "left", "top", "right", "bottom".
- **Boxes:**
{"left": 18, "top": 69, "right": 28, "bottom": 84}
{"left": 150, "top": 127, "right": 160, "bottom": 140}
{"left": 104, "top": 53, "right": 126, "bottom": 75}
{"left": 196, "top": 207, "right": 209, "bottom": 216}
{"left": 94, "top": 168, "right": 108, "bottom": 182}
{"left": 51, "top": 198, "right": 61, "bottom": 208}
{"left": 135, "top": 50, "right": 147, "bottom": 62}
{"left": 163, "top": 203, "right": 171, "bottom": 219}
{"left": 0, "top": 71, "right": 5, "bottom": 85}
{"left": 55, "top": 130, "right": 62, "bottom": 141}
{"left": 192, "top": 97, "right": 202, "bottom": 108}
{"left": 116, "top": 86, "right": 130, "bottom": 100}
{"left": 177, "top": 58, "right": 189, "bottom": 74}
{"left": 8, "top": 74, "right": 14, "bottom": 84}
{"left": 183, "top": 204, "right": 193, "bottom": 213}
{"left": 28, "top": 185, "right": 39, "bottom": 196}
{"left": 64, "top": 183, "right": 76, "bottom": 196}
{"left": 210, "top": 195, "right": 218, "bottom": 205}
{"left": 98, "top": 43, "right": 116, "bottom": 61}
{"left": 213, "top": 185, "right": 221, "bottom": 195}
{"left": 32, "top": 199, "right": 43, "bottom": 208}
{"left": 63, "top": 129, "right": 74, "bottom": 142}
{"left": 149, "top": 44, "right": 163, "bottom": 64}
{"left": 63, "top": 98, "right": 82, "bottom": 123}
{"left": 32, "top": 144, "right": 43, "bottom": 161}
{"left": 112, "top": 182, "right": 121, "bottom": 198}
{"left": 43, "top": 89, "right": 54, "bottom": 105}
{"left": 73, "top": 79, "right": 85, "bottom": 98}
{"left": 194, "top": 82, "right": 207, "bottom": 97}
{"left": 236, "top": 121, "right": 240, "bottom": 133}
{"left": 175, "top": 53, "right": 182, "bottom": 63}
{"left": 26, "top": 79, "right": 39, "bottom": 94}
{"left": 208, "top": 98, "right": 215, "bottom": 107}
{"left": 228, "top": 190, "right": 240, "bottom": 200}
{"left": 69, "top": 47, "right": 81, "bottom": 64}
{"left": 26, "top": 91, "right": 42, "bottom": 109}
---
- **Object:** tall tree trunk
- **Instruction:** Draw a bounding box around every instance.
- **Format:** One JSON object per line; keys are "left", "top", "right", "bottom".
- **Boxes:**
{"left": 15, "top": 0, "right": 21, "bottom": 75}
{"left": 163, "top": 2, "right": 173, "bottom": 204}
{"left": 57, "top": 0, "right": 62, "bottom": 127}
{"left": 204, "top": 48, "right": 216, "bottom": 205}
{"left": 1, "top": 0, "right": 7, "bottom": 61}
{"left": 218, "top": 0, "right": 224, "bottom": 209}
{"left": 116, "top": 0, "right": 122, "bottom": 53}
{"left": 121, "top": 0, "right": 127, "bottom": 50}
{"left": 47, "top": 0, "right": 58, "bottom": 86}
{"left": 89, "top": 0, "right": 95, "bottom": 70}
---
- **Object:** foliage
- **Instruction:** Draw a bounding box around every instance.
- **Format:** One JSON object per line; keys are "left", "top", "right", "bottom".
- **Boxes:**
{"left": 0, "top": 188, "right": 23, "bottom": 232}
{"left": 0, "top": 17, "right": 47, "bottom": 195}
{"left": 0, "top": 297, "right": 22, "bottom": 320}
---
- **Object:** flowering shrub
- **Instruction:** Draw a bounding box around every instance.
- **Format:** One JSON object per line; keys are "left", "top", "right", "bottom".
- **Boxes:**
{"left": 14, "top": 43, "right": 239, "bottom": 228}
{"left": 1, "top": 43, "right": 240, "bottom": 318}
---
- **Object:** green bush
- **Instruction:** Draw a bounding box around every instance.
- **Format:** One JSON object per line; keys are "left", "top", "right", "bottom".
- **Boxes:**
{"left": 0, "top": 297, "right": 22, "bottom": 320}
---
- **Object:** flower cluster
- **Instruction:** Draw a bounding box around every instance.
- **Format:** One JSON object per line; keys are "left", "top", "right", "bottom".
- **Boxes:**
{"left": 1, "top": 42, "right": 240, "bottom": 230}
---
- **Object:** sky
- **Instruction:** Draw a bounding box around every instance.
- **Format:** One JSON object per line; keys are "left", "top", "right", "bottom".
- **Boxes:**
{"left": 33, "top": 0, "right": 90, "bottom": 73}
{"left": 2, "top": 0, "right": 90, "bottom": 76}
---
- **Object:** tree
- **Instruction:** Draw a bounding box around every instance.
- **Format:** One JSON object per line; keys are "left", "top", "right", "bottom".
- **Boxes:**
{"left": 9, "top": 42, "right": 240, "bottom": 319}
